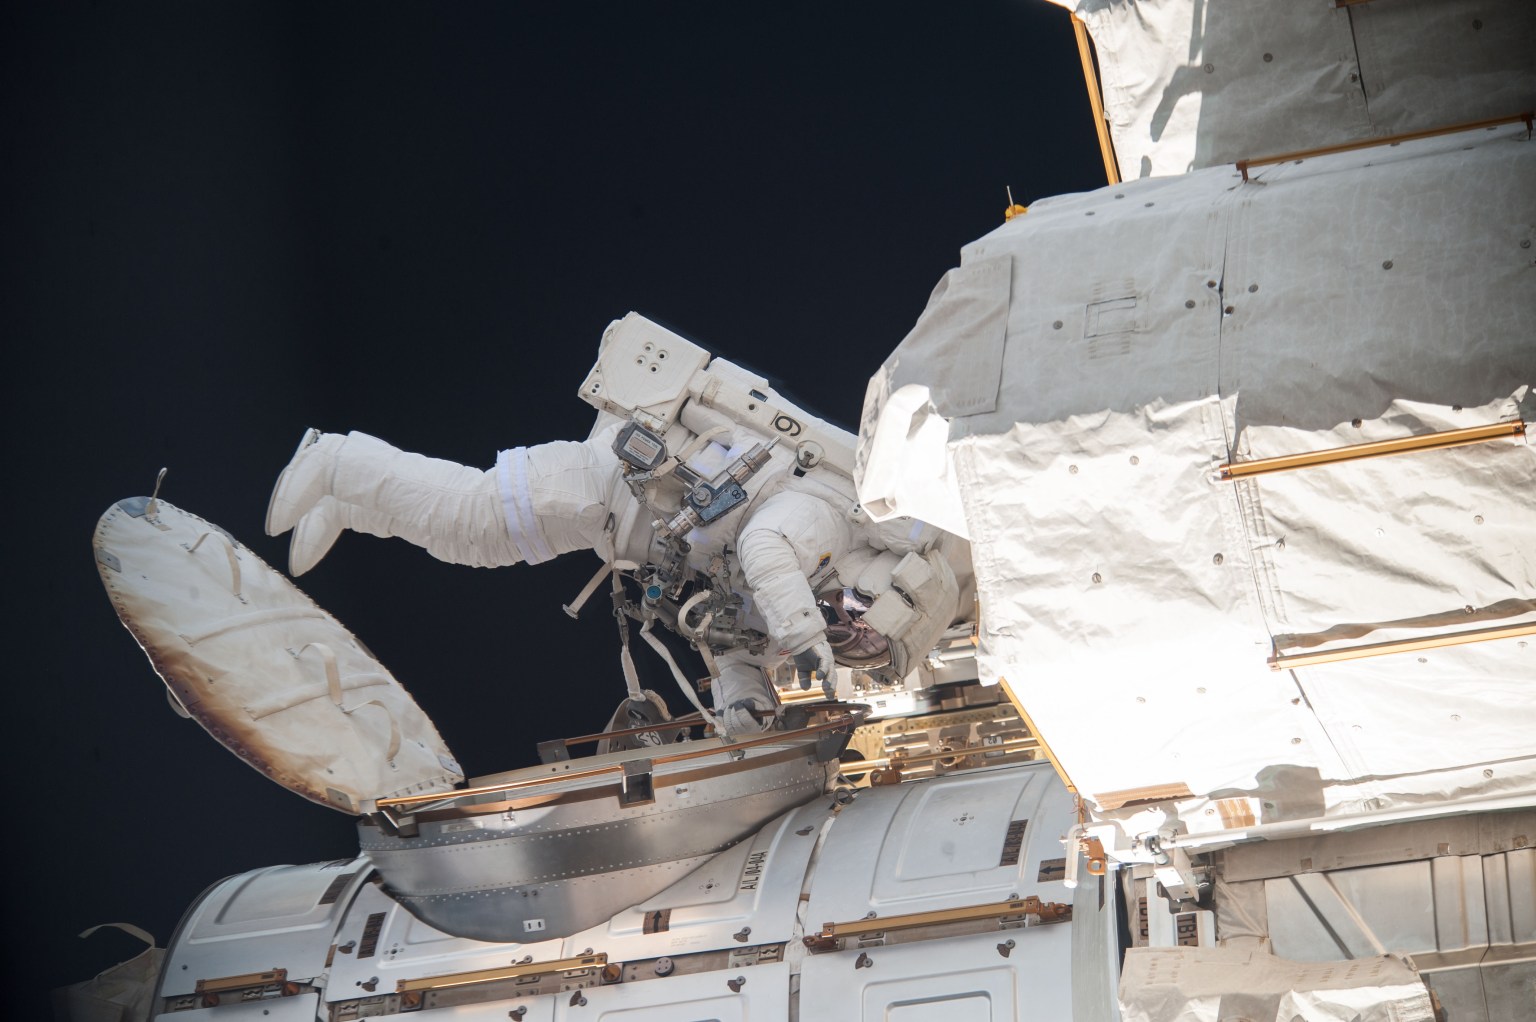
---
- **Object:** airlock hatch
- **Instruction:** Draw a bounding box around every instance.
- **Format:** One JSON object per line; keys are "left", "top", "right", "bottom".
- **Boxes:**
{"left": 93, "top": 497, "right": 463, "bottom": 813}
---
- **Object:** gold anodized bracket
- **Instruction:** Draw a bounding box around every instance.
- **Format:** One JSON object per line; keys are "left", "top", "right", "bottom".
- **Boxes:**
{"left": 1218, "top": 420, "right": 1526, "bottom": 481}
{"left": 1269, "top": 621, "right": 1536, "bottom": 671}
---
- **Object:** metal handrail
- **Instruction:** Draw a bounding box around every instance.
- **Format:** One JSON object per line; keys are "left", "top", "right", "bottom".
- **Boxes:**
{"left": 805, "top": 896, "right": 1070, "bottom": 952}
{"left": 1269, "top": 621, "right": 1536, "bottom": 670}
{"left": 377, "top": 707, "right": 866, "bottom": 810}
{"left": 1070, "top": 14, "right": 1121, "bottom": 186}
{"left": 1219, "top": 420, "right": 1525, "bottom": 481}
{"left": 397, "top": 953, "right": 607, "bottom": 995}
{"left": 1236, "top": 111, "right": 1534, "bottom": 182}
{"left": 550, "top": 711, "right": 706, "bottom": 750}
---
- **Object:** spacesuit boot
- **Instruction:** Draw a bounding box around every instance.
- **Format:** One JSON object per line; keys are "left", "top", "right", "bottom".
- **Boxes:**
{"left": 266, "top": 428, "right": 343, "bottom": 537}
{"left": 267, "top": 428, "right": 521, "bottom": 575}
{"left": 286, "top": 496, "right": 405, "bottom": 576}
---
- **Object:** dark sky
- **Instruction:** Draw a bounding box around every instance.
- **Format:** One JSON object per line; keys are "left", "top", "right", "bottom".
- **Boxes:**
{"left": 4, "top": 2, "right": 1101, "bottom": 1011}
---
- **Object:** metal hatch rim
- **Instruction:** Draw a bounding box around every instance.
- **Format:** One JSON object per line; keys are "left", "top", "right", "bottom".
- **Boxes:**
{"left": 375, "top": 705, "right": 867, "bottom": 813}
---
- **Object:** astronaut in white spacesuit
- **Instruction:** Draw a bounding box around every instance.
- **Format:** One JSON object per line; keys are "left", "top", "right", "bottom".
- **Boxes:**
{"left": 264, "top": 315, "right": 965, "bottom": 736}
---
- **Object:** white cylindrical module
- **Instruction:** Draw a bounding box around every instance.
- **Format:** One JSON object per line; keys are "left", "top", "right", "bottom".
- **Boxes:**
{"left": 150, "top": 761, "right": 1095, "bottom": 1020}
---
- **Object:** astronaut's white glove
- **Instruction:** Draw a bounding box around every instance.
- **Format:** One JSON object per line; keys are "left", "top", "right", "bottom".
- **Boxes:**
{"left": 722, "top": 697, "right": 771, "bottom": 736}
{"left": 790, "top": 639, "right": 836, "bottom": 701}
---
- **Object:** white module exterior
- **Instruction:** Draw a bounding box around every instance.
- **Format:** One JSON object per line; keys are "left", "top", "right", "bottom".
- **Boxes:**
{"left": 857, "top": 121, "right": 1536, "bottom": 816}
{"left": 151, "top": 762, "right": 1101, "bottom": 1021}
{"left": 1046, "top": 0, "right": 1536, "bottom": 179}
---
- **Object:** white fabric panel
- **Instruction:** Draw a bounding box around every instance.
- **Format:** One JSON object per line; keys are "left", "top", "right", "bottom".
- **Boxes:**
{"left": 958, "top": 397, "right": 1308, "bottom": 803}
{"left": 882, "top": 255, "right": 1013, "bottom": 419}
{"left": 1047, "top": 0, "right": 1536, "bottom": 179}
{"left": 855, "top": 381, "right": 970, "bottom": 534}
{"left": 1294, "top": 645, "right": 1536, "bottom": 815}
{"left": 1237, "top": 394, "right": 1536, "bottom": 637}
{"left": 857, "top": 120, "right": 1536, "bottom": 812}
{"left": 1118, "top": 947, "right": 1435, "bottom": 1022}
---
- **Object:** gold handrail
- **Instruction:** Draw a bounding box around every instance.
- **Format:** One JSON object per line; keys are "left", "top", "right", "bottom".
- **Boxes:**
{"left": 1269, "top": 621, "right": 1536, "bottom": 670}
{"left": 377, "top": 708, "right": 864, "bottom": 809}
{"left": 551, "top": 711, "right": 705, "bottom": 749}
{"left": 397, "top": 953, "right": 606, "bottom": 994}
{"left": 1071, "top": 14, "right": 1121, "bottom": 185}
{"left": 195, "top": 969, "right": 287, "bottom": 995}
{"left": 1219, "top": 421, "right": 1525, "bottom": 481}
{"left": 805, "top": 896, "right": 1070, "bottom": 951}
{"left": 1236, "top": 111, "right": 1534, "bottom": 182}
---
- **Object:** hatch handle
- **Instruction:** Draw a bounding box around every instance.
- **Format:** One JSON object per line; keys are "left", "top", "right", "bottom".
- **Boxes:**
{"left": 187, "top": 530, "right": 243, "bottom": 600}
{"left": 300, "top": 642, "right": 402, "bottom": 762}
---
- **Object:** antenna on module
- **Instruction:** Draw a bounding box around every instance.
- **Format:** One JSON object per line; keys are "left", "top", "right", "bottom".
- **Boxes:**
{"left": 1004, "top": 186, "right": 1028, "bottom": 221}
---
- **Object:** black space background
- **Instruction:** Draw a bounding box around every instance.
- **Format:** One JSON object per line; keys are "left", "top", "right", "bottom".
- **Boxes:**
{"left": 3, "top": 3, "right": 1101, "bottom": 1013}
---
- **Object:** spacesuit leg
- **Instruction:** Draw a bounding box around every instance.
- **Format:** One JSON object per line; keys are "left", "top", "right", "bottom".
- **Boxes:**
{"left": 267, "top": 429, "right": 522, "bottom": 575}
{"left": 712, "top": 648, "right": 778, "bottom": 735}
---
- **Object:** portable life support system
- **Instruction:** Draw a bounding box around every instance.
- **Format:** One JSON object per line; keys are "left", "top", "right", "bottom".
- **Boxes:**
{"left": 572, "top": 313, "right": 962, "bottom": 691}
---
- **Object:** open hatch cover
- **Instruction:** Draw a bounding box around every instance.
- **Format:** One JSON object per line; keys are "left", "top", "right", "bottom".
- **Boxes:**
{"left": 94, "top": 496, "right": 463, "bottom": 813}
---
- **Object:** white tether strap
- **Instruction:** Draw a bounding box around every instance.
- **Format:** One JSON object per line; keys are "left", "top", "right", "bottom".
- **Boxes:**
{"left": 639, "top": 619, "right": 719, "bottom": 731}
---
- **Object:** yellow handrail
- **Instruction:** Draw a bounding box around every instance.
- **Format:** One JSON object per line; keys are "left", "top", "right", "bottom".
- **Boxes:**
{"left": 377, "top": 708, "right": 863, "bottom": 810}
{"left": 1219, "top": 421, "right": 1525, "bottom": 481}
{"left": 1071, "top": 14, "right": 1121, "bottom": 186}
{"left": 1236, "top": 112, "right": 1534, "bottom": 182}
{"left": 1269, "top": 622, "right": 1536, "bottom": 670}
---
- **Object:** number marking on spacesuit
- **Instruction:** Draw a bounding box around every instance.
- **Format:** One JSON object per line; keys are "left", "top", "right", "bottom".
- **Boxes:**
{"left": 772, "top": 414, "right": 803, "bottom": 437}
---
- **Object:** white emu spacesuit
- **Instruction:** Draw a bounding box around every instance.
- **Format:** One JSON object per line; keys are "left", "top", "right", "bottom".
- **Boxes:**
{"left": 266, "top": 314, "right": 966, "bottom": 735}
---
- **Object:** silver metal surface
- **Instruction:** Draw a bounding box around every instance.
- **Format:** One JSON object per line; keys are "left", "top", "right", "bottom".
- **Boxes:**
{"left": 1221, "top": 810, "right": 1536, "bottom": 883}
{"left": 151, "top": 992, "right": 320, "bottom": 1021}
{"left": 392, "top": 856, "right": 722, "bottom": 947}
{"left": 1226, "top": 841, "right": 1536, "bottom": 1022}
{"left": 362, "top": 749, "right": 833, "bottom": 942}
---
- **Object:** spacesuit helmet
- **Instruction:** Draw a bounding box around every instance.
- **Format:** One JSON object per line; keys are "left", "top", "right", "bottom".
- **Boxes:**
{"left": 819, "top": 589, "right": 892, "bottom": 669}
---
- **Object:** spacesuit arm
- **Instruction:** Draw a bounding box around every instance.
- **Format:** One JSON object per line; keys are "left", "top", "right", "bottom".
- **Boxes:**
{"left": 736, "top": 491, "right": 848, "bottom": 657}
